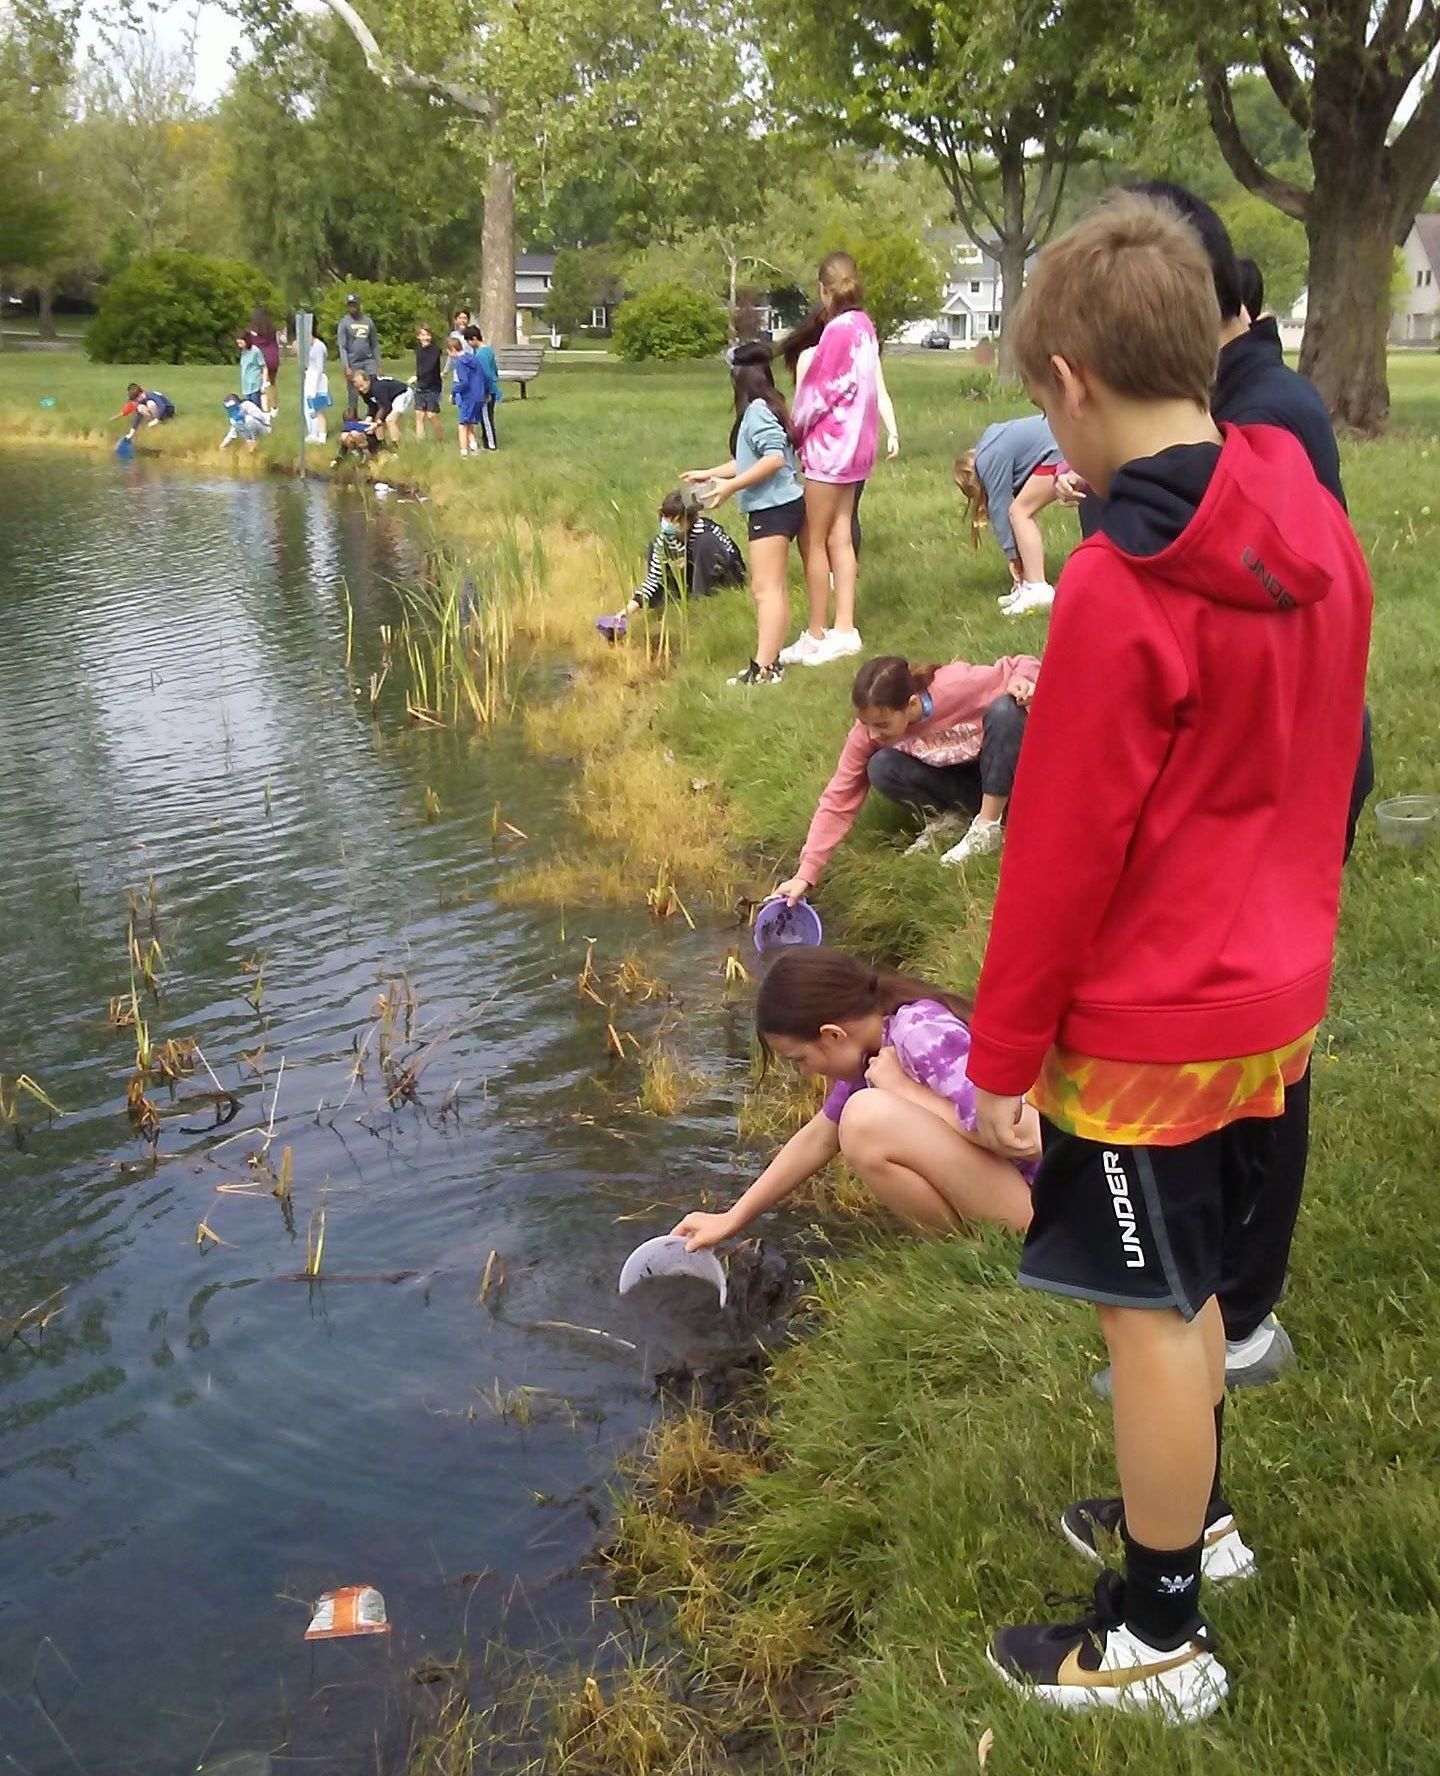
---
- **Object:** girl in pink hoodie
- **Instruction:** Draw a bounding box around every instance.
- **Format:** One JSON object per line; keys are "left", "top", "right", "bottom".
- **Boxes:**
{"left": 776, "top": 653, "right": 1040, "bottom": 901}
{"left": 782, "top": 253, "right": 880, "bottom": 668}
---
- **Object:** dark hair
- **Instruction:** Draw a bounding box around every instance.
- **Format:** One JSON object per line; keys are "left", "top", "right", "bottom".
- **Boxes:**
{"left": 126, "top": 382, "right": 143, "bottom": 399}
{"left": 1236, "top": 256, "right": 1264, "bottom": 320}
{"left": 755, "top": 947, "right": 972, "bottom": 1049}
{"left": 851, "top": 656, "right": 939, "bottom": 712}
{"left": 453, "top": 308, "right": 470, "bottom": 323}
{"left": 781, "top": 251, "right": 866, "bottom": 378}
{"left": 250, "top": 305, "right": 273, "bottom": 335}
{"left": 727, "top": 340, "right": 795, "bottom": 454}
{"left": 1124, "top": 181, "right": 1242, "bottom": 321}
{"left": 659, "top": 488, "right": 700, "bottom": 525}
{"left": 463, "top": 325, "right": 484, "bottom": 343}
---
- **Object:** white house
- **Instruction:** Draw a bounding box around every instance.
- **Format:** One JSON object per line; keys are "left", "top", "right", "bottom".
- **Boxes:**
{"left": 515, "top": 251, "right": 555, "bottom": 340}
{"left": 896, "top": 238, "right": 1006, "bottom": 345}
{"left": 1391, "top": 214, "right": 1440, "bottom": 346}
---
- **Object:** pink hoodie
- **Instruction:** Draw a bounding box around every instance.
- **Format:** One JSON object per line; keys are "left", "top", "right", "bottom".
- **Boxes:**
{"left": 797, "top": 656, "right": 1041, "bottom": 884}
{"left": 791, "top": 310, "right": 879, "bottom": 485}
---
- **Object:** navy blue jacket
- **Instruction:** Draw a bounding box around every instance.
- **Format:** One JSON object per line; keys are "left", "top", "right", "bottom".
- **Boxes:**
{"left": 1212, "top": 318, "right": 1345, "bottom": 508}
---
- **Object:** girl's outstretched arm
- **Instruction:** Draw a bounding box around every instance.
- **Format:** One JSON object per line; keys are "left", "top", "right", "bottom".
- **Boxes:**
{"left": 682, "top": 460, "right": 737, "bottom": 482}
{"left": 672, "top": 1110, "right": 840, "bottom": 1249}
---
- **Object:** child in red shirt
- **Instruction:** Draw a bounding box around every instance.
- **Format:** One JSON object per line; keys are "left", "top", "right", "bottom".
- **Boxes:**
{"left": 967, "top": 194, "right": 1371, "bottom": 1721}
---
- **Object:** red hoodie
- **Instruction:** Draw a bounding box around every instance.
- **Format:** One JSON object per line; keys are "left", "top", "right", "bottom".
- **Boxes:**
{"left": 968, "top": 425, "right": 1372, "bottom": 1097}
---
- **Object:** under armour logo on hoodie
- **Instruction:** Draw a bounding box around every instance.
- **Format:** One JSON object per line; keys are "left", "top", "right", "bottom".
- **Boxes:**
{"left": 1242, "top": 547, "right": 1296, "bottom": 610}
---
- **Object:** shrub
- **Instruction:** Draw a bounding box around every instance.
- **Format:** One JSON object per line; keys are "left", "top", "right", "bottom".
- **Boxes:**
{"left": 313, "top": 280, "right": 438, "bottom": 359}
{"left": 613, "top": 283, "right": 728, "bottom": 363}
{"left": 86, "top": 251, "right": 283, "bottom": 364}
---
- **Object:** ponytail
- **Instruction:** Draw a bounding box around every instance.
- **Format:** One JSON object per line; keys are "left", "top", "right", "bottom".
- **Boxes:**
{"left": 755, "top": 947, "right": 971, "bottom": 1052}
{"left": 954, "top": 450, "right": 989, "bottom": 550}
{"left": 851, "top": 655, "right": 938, "bottom": 713}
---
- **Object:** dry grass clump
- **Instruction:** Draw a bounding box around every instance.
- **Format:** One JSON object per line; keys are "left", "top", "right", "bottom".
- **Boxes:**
{"left": 632, "top": 1411, "right": 767, "bottom": 1512}
{"left": 637, "top": 1045, "right": 708, "bottom": 1118}
{"left": 550, "top": 1667, "right": 724, "bottom": 1776}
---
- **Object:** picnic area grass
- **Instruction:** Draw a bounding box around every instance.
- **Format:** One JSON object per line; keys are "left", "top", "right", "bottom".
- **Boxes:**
{"left": 3, "top": 349, "right": 1439, "bottom": 1773}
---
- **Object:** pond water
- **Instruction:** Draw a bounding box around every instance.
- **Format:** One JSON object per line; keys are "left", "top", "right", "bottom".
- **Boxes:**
{"left": 0, "top": 453, "right": 759, "bottom": 1774}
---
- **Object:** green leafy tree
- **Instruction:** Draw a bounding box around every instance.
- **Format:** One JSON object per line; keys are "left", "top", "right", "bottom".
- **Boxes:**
{"left": 756, "top": 0, "right": 1137, "bottom": 366}
{"left": 1218, "top": 194, "right": 1308, "bottom": 317}
{"left": 1141, "top": 1, "right": 1440, "bottom": 430}
{"left": 612, "top": 282, "right": 728, "bottom": 361}
{"left": 844, "top": 228, "right": 942, "bottom": 344}
{"left": 313, "top": 279, "right": 437, "bottom": 357}
{"left": 86, "top": 249, "right": 283, "bottom": 363}
{"left": 0, "top": 0, "right": 80, "bottom": 335}
{"left": 543, "top": 247, "right": 623, "bottom": 335}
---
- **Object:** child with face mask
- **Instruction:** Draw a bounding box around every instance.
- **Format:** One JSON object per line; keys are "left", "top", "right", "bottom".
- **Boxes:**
{"left": 594, "top": 488, "right": 745, "bottom": 641}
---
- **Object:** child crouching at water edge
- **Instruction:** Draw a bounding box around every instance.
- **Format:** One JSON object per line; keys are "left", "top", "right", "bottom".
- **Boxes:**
{"left": 672, "top": 948, "right": 1035, "bottom": 1251}
{"left": 595, "top": 489, "right": 745, "bottom": 641}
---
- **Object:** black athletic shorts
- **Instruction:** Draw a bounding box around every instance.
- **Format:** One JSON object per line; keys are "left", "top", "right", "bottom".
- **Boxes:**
{"left": 746, "top": 496, "right": 806, "bottom": 542}
{"left": 414, "top": 388, "right": 441, "bottom": 412}
{"left": 1019, "top": 1095, "right": 1307, "bottom": 1321}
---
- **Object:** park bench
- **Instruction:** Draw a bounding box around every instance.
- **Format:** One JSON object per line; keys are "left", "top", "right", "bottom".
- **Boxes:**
{"left": 495, "top": 344, "right": 545, "bottom": 398}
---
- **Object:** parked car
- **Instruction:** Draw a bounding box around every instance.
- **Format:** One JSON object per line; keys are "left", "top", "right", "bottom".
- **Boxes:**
{"left": 923, "top": 329, "right": 952, "bottom": 350}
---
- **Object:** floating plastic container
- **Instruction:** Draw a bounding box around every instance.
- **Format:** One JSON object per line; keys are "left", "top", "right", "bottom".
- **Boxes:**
{"left": 1374, "top": 794, "right": 1439, "bottom": 848}
{"left": 114, "top": 436, "right": 134, "bottom": 460}
{"left": 618, "top": 1234, "right": 727, "bottom": 1306}
{"left": 753, "top": 894, "right": 823, "bottom": 955}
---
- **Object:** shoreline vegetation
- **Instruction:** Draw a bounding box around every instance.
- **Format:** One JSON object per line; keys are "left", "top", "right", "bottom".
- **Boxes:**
{"left": 4, "top": 354, "right": 1440, "bottom": 1773}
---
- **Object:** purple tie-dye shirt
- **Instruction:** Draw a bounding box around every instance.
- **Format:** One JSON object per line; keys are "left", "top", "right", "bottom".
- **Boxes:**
{"left": 791, "top": 309, "right": 879, "bottom": 485}
{"left": 821, "top": 999, "right": 1038, "bottom": 1182}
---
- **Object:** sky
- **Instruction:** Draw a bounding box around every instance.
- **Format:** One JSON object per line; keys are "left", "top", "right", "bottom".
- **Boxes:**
{"left": 78, "top": 1, "right": 247, "bottom": 103}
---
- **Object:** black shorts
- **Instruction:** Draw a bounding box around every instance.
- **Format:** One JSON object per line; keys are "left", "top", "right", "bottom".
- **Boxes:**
{"left": 414, "top": 388, "right": 441, "bottom": 412}
{"left": 746, "top": 496, "right": 805, "bottom": 542}
{"left": 1019, "top": 1087, "right": 1308, "bottom": 1321}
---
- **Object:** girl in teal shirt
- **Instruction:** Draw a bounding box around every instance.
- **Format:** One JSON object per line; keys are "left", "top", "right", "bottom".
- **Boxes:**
{"left": 682, "top": 342, "right": 805, "bottom": 687}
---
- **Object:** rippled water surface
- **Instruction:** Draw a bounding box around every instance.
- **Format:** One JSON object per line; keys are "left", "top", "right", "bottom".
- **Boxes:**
{"left": 0, "top": 453, "right": 753, "bottom": 1773}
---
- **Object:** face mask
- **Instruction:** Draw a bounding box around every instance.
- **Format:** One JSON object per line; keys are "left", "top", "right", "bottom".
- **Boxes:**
{"left": 659, "top": 519, "right": 681, "bottom": 538}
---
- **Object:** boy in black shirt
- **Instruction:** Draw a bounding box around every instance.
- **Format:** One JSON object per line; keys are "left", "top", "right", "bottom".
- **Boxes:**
{"left": 411, "top": 324, "right": 444, "bottom": 443}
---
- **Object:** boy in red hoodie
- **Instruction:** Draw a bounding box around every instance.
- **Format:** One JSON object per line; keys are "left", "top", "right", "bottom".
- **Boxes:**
{"left": 968, "top": 194, "right": 1371, "bottom": 1720}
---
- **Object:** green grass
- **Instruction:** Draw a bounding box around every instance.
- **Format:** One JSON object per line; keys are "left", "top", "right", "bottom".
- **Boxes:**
{"left": 3, "top": 349, "right": 1439, "bottom": 1773}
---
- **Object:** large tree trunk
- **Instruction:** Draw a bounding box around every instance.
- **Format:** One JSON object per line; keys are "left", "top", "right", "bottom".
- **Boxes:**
{"left": 994, "top": 140, "right": 1028, "bottom": 379}
{"left": 1297, "top": 67, "right": 1397, "bottom": 436}
{"left": 1300, "top": 204, "right": 1394, "bottom": 433}
{"left": 480, "top": 156, "right": 516, "bottom": 346}
{"left": 37, "top": 284, "right": 56, "bottom": 340}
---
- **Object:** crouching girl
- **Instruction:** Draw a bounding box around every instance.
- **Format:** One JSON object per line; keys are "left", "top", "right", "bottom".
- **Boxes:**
{"left": 595, "top": 489, "right": 745, "bottom": 641}
{"left": 775, "top": 653, "right": 1038, "bottom": 896}
{"left": 672, "top": 947, "right": 1035, "bottom": 1249}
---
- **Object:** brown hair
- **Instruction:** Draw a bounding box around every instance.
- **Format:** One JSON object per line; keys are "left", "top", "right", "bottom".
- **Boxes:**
{"left": 728, "top": 339, "right": 796, "bottom": 454}
{"left": 781, "top": 251, "right": 866, "bottom": 377}
{"left": 851, "top": 656, "right": 939, "bottom": 712}
{"left": 1010, "top": 192, "right": 1220, "bottom": 405}
{"left": 953, "top": 449, "right": 988, "bottom": 549}
{"left": 755, "top": 947, "right": 971, "bottom": 1051}
{"left": 659, "top": 487, "right": 701, "bottom": 525}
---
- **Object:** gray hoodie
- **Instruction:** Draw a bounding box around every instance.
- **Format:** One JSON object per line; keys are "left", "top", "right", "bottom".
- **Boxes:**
{"left": 337, "top": 311, "right": 381, "bottom": 374}
{"left": 974, "top": 416, "right": 1061, "bottom": 558}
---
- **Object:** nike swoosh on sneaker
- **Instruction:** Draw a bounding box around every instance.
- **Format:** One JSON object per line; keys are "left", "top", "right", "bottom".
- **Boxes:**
{"left": 1056, "top": 1642, "right": 1204, "bottom": 1689}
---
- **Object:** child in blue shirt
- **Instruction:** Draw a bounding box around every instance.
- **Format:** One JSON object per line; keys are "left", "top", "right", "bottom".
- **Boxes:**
{"left": 682, "top": 341, "right": 805, "bottom": 686}
{"left": 462, "top": 326, "right": 501, "bottom": 451}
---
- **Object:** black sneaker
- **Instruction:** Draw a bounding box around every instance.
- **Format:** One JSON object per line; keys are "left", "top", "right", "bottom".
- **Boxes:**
{"left": 1092, "top": 1313, "right": 1295, "bottom": 1398}
{"left": 987, "top": 1572, "right": 1228, "bottom": 1721}
{"left": 1061, "top": 1497, "right": 1256, "bottom": 1584}
{"left": 727, "top": 659, "right": 784, "bottom": 686}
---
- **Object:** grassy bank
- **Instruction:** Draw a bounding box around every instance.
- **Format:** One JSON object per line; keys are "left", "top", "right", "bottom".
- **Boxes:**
{"left": 5, "top": 352, "right": 1440, "bottom": 1773}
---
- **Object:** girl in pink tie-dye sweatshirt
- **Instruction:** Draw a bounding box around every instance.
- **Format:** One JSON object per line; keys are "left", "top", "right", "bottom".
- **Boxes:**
{"left": 779, "top": 253, "right": 880, "bottom": 670}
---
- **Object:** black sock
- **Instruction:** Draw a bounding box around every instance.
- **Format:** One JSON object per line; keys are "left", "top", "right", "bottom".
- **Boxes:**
{"left": 1208, "top": 1399, "right": 1228, "bottom": 1524}
{"left": 1121, "top": 1525, "right": 1203, "bottom": 1650}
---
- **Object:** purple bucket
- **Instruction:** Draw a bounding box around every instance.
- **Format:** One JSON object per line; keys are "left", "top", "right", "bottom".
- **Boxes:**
{"left": 595, "top": 612, "right": 628, "bottom": 643}
{"left": 753, "top": 895, "right": 823, "bottom": 955}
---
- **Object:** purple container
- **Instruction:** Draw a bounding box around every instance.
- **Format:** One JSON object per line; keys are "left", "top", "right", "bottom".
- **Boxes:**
{"left": 594, "top": 612, "right": 629, "bottom": 643}
{"left": 753, "top": 895, "right": 823, "bottom": 955}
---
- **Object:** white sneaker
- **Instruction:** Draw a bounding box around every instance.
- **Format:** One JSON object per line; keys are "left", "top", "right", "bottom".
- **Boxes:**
{"left": 998, "top": 584, "right": 1024, "bottom": 609}
{"left": 800, "top": 627, "right": 863, "bottom": 666}
{"left": 1006, "top": 580, "right": 1055, "bottom": 616}
{"left": 939, "top": 816, "right": 1004, "bottom": 864}
{"left": 902, "top": 812, "right": 968, "bottom": 857}
{"left": 778, "top": 631, "right": 825, "bottom": 666}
